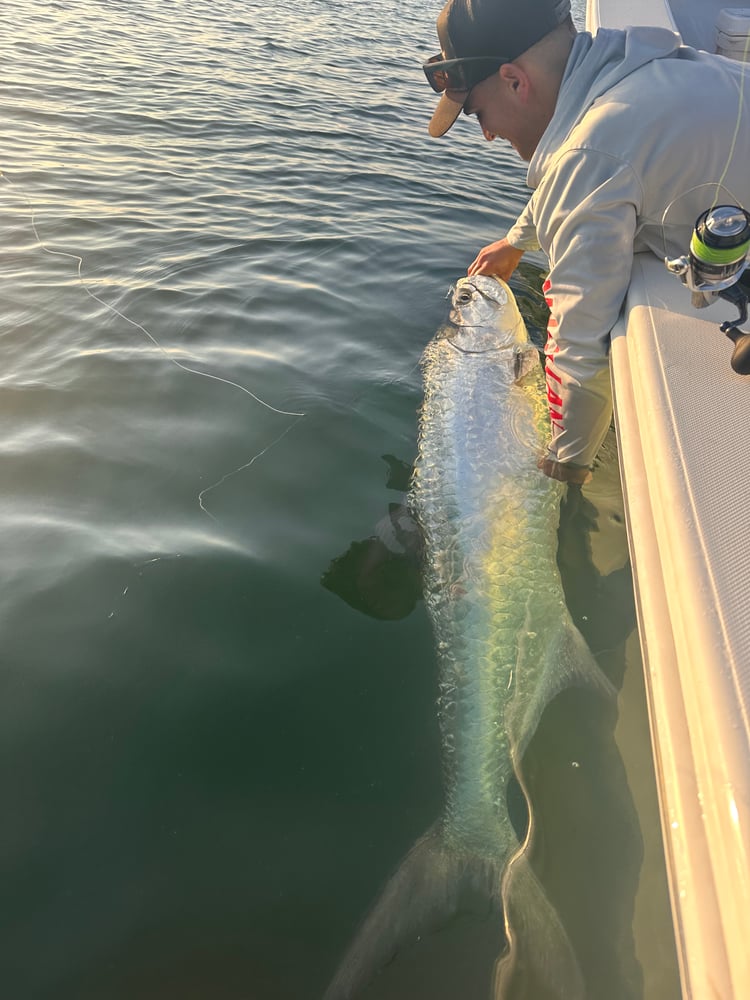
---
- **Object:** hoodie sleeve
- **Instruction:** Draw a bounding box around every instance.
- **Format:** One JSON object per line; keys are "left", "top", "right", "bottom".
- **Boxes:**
{"left": 506, "top": 197, "right": 541, "bottom": 251}
{"left": 532, "top": 147, "right": 643, "bottom": 467}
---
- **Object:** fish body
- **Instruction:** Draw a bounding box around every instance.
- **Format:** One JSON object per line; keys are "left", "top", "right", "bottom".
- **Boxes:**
{"left": 326, "top": 276, "right": 610, "bottom": 1000}
{"left": 413, "top": 275, "right": 564, "bottom": 861}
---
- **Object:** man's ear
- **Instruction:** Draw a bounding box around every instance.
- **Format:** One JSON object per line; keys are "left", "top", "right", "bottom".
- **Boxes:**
{"left": 499, "top": 62, "right": 530, "bottom": 100}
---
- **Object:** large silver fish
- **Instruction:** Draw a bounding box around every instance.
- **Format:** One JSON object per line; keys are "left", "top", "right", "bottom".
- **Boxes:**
{"left": 326, "top": 276, "right": 612, "bottom": 1000}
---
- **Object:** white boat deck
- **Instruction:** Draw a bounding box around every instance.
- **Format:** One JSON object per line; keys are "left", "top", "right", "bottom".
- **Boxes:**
{"left": 586, "top": 2, "right": 750, "bottom": 998}
{"left": 672, "top": 0, "right": 744, "bottom": 50}
{"left": 589, "top": 0, "right": 736, "bottom": 49}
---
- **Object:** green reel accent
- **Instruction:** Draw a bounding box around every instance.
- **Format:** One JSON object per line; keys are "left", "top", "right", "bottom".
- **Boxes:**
{"left": 690, "top": 229, "right": 750, "bottom": 265}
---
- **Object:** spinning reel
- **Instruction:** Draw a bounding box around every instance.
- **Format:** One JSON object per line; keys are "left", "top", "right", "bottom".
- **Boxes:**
{"left": 665, "top": 204, "right": 750, "bottom": 374}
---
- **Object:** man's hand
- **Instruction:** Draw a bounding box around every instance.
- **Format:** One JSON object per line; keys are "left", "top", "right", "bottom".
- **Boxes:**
{"left": 539, "top": 456, "right": 592, "bottom": 485}
{"left": 468, "top": 238, "right": 524, "bottom": 280}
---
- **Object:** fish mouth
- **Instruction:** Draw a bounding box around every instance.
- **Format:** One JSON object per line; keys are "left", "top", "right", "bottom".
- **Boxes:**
{"left": 446, "top": 332, "right": 507, "bottom": 354}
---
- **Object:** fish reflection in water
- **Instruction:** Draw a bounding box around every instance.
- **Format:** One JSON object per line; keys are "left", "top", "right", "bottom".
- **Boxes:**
{"left": 321, "top": 456, "right": 422, "bottom": 622}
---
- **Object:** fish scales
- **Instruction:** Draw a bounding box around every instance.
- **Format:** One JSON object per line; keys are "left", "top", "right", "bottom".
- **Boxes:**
{"left": 325, "top": 276, "right": 610, "bottom": 1000}
{"left": 413, "top": 290, "right": 564, "bottom": 855}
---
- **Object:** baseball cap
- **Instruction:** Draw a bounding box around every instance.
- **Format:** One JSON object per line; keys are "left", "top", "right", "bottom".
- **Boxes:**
{"left": 426, "top": 0, "right": 572, "bottom": 137}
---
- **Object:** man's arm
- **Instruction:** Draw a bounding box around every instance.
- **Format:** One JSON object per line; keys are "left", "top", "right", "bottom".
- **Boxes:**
{"left": 533, "top": 147, "right": 642, "bottom": 472}
{"left": 467, "top": 197, "right": 539, "bottom": 277}
{"left": 468, "top": 238, "right": 525, "bottom": 279}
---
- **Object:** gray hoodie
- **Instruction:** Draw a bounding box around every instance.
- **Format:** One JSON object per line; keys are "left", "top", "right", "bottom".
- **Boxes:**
{"left": 507, "top": 27, "right": 750, "bottom": 467}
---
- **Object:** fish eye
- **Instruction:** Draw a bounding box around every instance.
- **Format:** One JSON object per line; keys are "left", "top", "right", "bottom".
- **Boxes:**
{"left": 457, "top": 289, "right": 473, "bottom": 304}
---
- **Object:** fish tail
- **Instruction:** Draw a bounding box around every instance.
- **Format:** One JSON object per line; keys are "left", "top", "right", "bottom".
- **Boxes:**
{"left": 323, "top": 822, "right": 496, "bottom": 1000}
{"left": 494, "top": 847, "right": 586, "bottom": 1000}
{"left": 323, "top": 820, "right": 584, "bottom": 1000}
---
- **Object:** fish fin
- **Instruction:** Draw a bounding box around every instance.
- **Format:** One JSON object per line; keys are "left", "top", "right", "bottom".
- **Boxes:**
{"left": 495, "top": 852, "right": 586, "bottom": 1000}
{"left": 511, "top": 614, "right": 616, "bottom": 761}
{"left": 381, "top": 503, "right": 422, "bottom": 558}
{"left": 555, "top": 613, "right": 618, "bottom": 702}
{"left": 324, "top": 824, "right": 495, "bottom": 1000}
{"left": 381, "top": 453, "right": 413, "bottom": 493}
{"left": 514, "top": 345, "right": 542, "bottom": 382}
{"left": 325, "top": 823, "right": 585, "bottom": 1000}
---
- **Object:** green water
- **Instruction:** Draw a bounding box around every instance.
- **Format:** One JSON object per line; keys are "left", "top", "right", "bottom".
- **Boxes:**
{"left": 0, "top": 0, "right": 679, "bottom": 996}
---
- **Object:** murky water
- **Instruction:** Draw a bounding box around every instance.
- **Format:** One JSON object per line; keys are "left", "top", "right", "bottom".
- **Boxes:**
{"left": 0, "top": 1, "right": 679, "bottom": 997}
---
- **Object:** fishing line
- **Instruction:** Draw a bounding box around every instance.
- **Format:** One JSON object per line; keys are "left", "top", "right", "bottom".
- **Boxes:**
{"left": 711, "top": 26, "right": 750, "bottom": 211}
{"left": 197, "top": 416, "right": 304, "bottom": 520}
{"left": 1, "top": 169, "right": 426, "bottom": 523}
{"left": 660, "top": 33, "right": 750, "bottom": 264}
{"left": 0, "top": 170, "right": 305, "bottom": 419}
{"left": 660, "top": 181, "right": 744, "bottom": 261}
{"left": 0, "top": 168, "right": 313, "bottom": 520}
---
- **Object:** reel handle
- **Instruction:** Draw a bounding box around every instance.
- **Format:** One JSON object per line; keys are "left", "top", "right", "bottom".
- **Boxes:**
{"left": 718, "top": 282, "right": 750, "bottom": 373}
{"left": 724, "top": 327, "right": 750, "bottom": 375}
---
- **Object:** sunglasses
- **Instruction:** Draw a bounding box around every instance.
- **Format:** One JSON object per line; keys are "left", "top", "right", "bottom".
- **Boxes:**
{"left": 423, "top": 53, "right": 509, "bottom": 94}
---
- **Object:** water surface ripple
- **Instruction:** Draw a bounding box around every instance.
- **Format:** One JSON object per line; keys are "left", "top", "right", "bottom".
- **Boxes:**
{"left": 0, "top": 2, "right": 678, "bottom": 998}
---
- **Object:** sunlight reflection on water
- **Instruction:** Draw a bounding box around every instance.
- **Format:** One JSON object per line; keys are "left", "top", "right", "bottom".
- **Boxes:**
{"left": 0, "top": 1, "right": 678, "bottom": 998}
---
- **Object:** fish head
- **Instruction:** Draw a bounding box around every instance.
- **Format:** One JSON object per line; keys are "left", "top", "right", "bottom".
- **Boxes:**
{"left": 444, "top": 275, "right": 528, "bottom": 354}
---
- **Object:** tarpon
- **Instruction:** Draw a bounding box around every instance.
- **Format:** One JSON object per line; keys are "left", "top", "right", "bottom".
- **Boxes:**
{"left": 325, "top": 276, "right": 613, "bottom": 999}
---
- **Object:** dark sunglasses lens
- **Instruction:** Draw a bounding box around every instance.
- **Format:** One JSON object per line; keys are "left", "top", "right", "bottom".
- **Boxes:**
{"left": 425, "top": 56, "right": 507, "bottom": 93}
{"left": 431, "top": 67, "right": 452, "bottom": 92}
{"left": 426, "top": 62, "right": 466, "bottom": 93}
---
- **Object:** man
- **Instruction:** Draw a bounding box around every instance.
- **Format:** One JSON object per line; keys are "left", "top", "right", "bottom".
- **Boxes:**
{"left": 423, "top": 0, "right": 750, "bottom": 482}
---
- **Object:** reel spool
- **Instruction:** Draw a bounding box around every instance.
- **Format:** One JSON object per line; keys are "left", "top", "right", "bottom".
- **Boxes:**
{"left": 665, "top": 204, "right": 750, "bottom": 374}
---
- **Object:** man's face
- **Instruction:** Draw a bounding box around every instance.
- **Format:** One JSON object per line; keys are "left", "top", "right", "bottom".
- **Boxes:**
{"left": 459, "top": 68, "right": 539, "bottom": 162}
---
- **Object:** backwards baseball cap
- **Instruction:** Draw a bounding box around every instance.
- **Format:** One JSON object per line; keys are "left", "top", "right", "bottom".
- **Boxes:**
{"left": 425, "top": 0, "right": 572, "bottom": 137}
